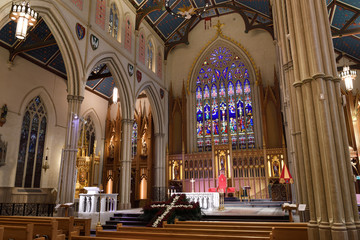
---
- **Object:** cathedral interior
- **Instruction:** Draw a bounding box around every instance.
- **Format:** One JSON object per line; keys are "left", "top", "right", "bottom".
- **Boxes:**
{"left": 0, "top": 0, "right": 359, "bottom": 239}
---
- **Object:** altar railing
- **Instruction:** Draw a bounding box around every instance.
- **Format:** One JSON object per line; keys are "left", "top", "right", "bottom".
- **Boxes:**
{"left": 177, "top": 192, "right": 219, "bottom": 210}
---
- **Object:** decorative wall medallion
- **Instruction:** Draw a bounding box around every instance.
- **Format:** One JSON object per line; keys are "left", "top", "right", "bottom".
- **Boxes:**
{"left": 128, "top": 64, "right": 134, "bottom": 77}
{"left": 136, "top": 70, "right": 142, "bottom": 83}
{"left": 76, "top": 23, "right": 85, "bottom": 40}
{"left": 160, "top": 89, "right": 164, "bottom": 99}
{"left": 90, "top": 34, "right": 99, "bottom": 50}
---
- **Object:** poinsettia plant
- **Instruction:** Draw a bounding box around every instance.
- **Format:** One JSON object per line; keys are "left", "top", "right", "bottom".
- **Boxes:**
{"left": 141, "top": 194, "right": 202, "bottom": 227}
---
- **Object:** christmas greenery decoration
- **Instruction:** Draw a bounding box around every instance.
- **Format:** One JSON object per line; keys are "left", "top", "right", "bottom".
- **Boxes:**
{"left": 141, "top": 194, "right": 202, "bottom": 227}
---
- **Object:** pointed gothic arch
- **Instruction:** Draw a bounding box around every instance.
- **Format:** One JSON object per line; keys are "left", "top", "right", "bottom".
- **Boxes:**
{"left": 0, "top": 1, "right": 84, "bottom": 97}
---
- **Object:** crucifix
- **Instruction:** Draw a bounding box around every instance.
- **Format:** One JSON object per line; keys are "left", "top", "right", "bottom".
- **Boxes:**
{"left": 190, "top": 178, "right": 195, "bottom": 192}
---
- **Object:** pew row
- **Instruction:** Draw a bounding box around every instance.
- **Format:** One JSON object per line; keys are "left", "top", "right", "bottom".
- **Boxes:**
{"left": 0, "top": 219, "right": 65, "bottom": 240}
{"left": 0, "top": 223, "right": 33, "bottom": 240}
{"left": 97, "top": 228, "right": 270, "bottom": 240}
{"left": 174, "top": 219, "right": 307, "bottom": 227}
{"left": 270, "top": 227, "right": 308, "bottom": 240}
{"left": 117, "top": 223, "right": 270, "bottom": 238}
{"left": 0, "top": 226, "right": 3, "bottom": 240}
{"left": 0, "top": 215, "right": 80, "bottom": 237}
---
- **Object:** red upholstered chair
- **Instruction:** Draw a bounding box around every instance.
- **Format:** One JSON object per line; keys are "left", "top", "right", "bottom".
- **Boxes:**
{"left": 208, "top": 188, "right": 217, "bottom": 192}
{"left": 227, "top": 187, "right": 235, "bottom": 193}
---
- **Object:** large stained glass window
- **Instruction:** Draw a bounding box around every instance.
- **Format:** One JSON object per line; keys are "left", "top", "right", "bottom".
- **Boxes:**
{"left": 15, "top": 96, "right": 47, "bottom": 188}
{"left": 196, "top": 47, "right": 255, "bottom": 152}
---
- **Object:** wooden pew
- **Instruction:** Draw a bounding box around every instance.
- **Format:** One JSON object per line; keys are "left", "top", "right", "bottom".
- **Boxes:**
{"left": 0, "top": 219, "right": 65, "bottom": 240}
{"left": 97, "top": 229, "right": 270, "bottom": 240}
{"left": 117, "top": 224, "right": 270, "bottom": 238}
{"left": 0, "top": 226, "right": 3, "bottom": 240}
{"left": 0, "top": 223, "right": 33, "bottom": 240}
{"left": 164, "top": 221, "right": 276, "bottom": 231}
{"left": 72, "top": 237, "right": 148, "bottom": 240}
{"left": 174, "top": 220, "right": 307, "bottom": 227}
{"left": 0, "top": 215, "right": 80, "bottom": 237}
{"left": 74, "top": 218, "right": 91, "bottom": 236}
{"left": 270, "top": 227, "right": 308, "bottom": 240}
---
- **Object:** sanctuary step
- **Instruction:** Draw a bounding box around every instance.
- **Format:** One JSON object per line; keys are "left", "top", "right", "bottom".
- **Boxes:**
{"left": 102, "top": 213, "right": 148, "bottom": 230}
{"left": 201, "top": 213, "right": 289, "bottom": 222}
{"left": 224, "top": 198, "right": 290, "bottom": 208}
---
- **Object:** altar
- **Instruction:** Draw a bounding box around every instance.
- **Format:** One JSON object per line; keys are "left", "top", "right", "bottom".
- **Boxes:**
{"left": 175, "top": 192, "right": 220, "bottom": 210}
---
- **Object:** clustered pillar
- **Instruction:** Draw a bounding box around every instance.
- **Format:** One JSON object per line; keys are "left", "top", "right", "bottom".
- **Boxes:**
{"left": 58, "top": 94, "right": 83, "bottom": 204}
{"left": 153, "top": 133, "right": 166, "bottom": 201}
{"left": 119, "top": 119, "right": 133, "bottom": 209}
{"left": 272, "top": 0, "right": 360, "bottom": 239}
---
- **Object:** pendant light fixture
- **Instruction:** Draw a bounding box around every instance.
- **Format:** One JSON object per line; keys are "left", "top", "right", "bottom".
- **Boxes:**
{"left": 9, "top": 1, "right": 38, "bottom": 39}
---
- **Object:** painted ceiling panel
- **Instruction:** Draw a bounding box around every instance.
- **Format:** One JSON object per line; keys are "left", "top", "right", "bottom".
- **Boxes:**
{"left": 235, "top": 0, "right": 271, "bottom": 16}
{"left": 332, "top": 7, "right": 355, "bottom": 29}
{"left": 148, "top": 10, "right": 166, "bottom": 23}
{"left": 327, "top": 0, "right": 333, "bottom": 5}
{"left": 157, "top": 0, "right": 188, "bottom": 38}
{"left": 26, "top": 45, "right": 60, "bottom": 64}
{"left": 48, "top": 53, "right": 66, "bottom": 75}
{"left": 86, "top": 79, "right": 101, "bottom": 88}
{"left": 333, "top": 36, "right": 360, "bottom": 60}
{"left": 0, "top": 20, "right": 17, "bottom": 46}
{"left": 135, "top": 0, "right": 143, "bottom": 5}
{"left": 340, "top": 0, "right": 360, "bottom": 9}
{"left": 95, "top": 77, "right": 115, "bottom": 97}
{"left": 201, "top": 9, "right": 217, "bottom": 18}
{"left": 193, "top": 0, "right": 212, "bottom": 8}
{"left": 33, "top": 20, "right": 51, "bottom": 40}
{"left": 167, "top": 32, "right": 182, "bottom": 43}
{"left": 217, "top": 7, "right": 234, "bottom": 15}
{"left": 214, "top": 0, "right": 231, "bottom": 4}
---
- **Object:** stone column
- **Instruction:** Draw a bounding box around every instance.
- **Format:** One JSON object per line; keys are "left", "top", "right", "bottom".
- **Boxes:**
{"left": 58, "top": 95, "right": 83, "bottom": 204}
{"left": 119, "top": 119, "right": 133, "bottom": 209}
{"left": 153, "top": 133, "right": 166, "bottom": 201}
{"left": 273, "top": 0, "right": 360, "bottom": 239}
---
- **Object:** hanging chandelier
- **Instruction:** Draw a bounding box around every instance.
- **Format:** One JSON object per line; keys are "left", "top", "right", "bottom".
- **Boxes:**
{"left": 9, "top": 1, "right": 38, "bottom": 39}
{"left": 165, "top": 0, "right": 209, "bottom": 19}
{"left": 340, "top": 66, "right": 357, "bottom": 91}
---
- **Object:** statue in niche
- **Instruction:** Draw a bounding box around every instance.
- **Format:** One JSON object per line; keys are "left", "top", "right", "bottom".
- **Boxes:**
{"left": 174, "top": 165, "right": 180, "bottom": 180}
{"left": 141, "top": 133, "right": 147, "bottom": 157}
{"left": 108, "top": 127, "right": 115, "bottom": 159}
{"left": 273, "top": 161, "right": 280, "bottom": 178}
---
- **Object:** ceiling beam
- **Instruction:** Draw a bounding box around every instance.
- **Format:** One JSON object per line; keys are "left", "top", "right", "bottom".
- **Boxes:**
{"left": 337, "top": 64, "right": 360, "bottom": 71}
{"left": 341, "top": 12, "right": 360, "bottom": 31}
{"left": 87, "top": 72, "right": 112, "bottom": 81}
{"left": 9, "top": 39, "right": 57, "bottom": 62}
{"left": 332, "top": 26, "right": 360, "bottom": 38}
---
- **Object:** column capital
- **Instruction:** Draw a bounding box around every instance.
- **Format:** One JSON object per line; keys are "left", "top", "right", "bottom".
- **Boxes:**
{"left": 67, "top": 95, "right": 84, "bottom": 103}
{"left": 121, "top": 119, "right": 134, "bottom": 125}
{"left": 293, "top": 81, "right": 302, "bottom": 88}
{"left": 332, "top": 77, "right": 341, "bottom": 83}
{"left": 312, "top": 73, "right": 326, "bottom": 80}
{"left": 301, "top": 78, "right": 313, "bottom": 84}
{"left": 154, "top": 133, "right": 165, "bottom": 138}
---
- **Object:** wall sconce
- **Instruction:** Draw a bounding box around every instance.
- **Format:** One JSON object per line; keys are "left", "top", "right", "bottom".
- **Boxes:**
{"left": 42, "top": 147, "right": 49, "bottom": 172}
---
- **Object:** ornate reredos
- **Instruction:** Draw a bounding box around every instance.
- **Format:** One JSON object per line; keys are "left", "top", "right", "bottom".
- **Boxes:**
{"left": 188, "top": 37, "right": 258, "bottom": 94}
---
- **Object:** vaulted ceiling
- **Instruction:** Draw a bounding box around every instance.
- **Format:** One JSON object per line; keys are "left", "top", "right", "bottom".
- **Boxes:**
{"left": 132, "top": 0, "right": 273, "bottom": 59}
{"left": 0, "top": 0, "right": 359, "bottom": 100}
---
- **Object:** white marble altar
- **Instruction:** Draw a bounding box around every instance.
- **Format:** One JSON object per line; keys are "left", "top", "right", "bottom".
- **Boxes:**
{"left": 177, "top": 192, "right": 220, "bottom": 210}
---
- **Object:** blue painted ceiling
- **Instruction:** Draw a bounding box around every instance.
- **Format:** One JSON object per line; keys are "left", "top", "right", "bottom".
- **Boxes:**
{"left": 328, "top": 0, "right": 360, "bottom": 63}
{"left": 0, "top": 1, "right": 359, "bottom": 100}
